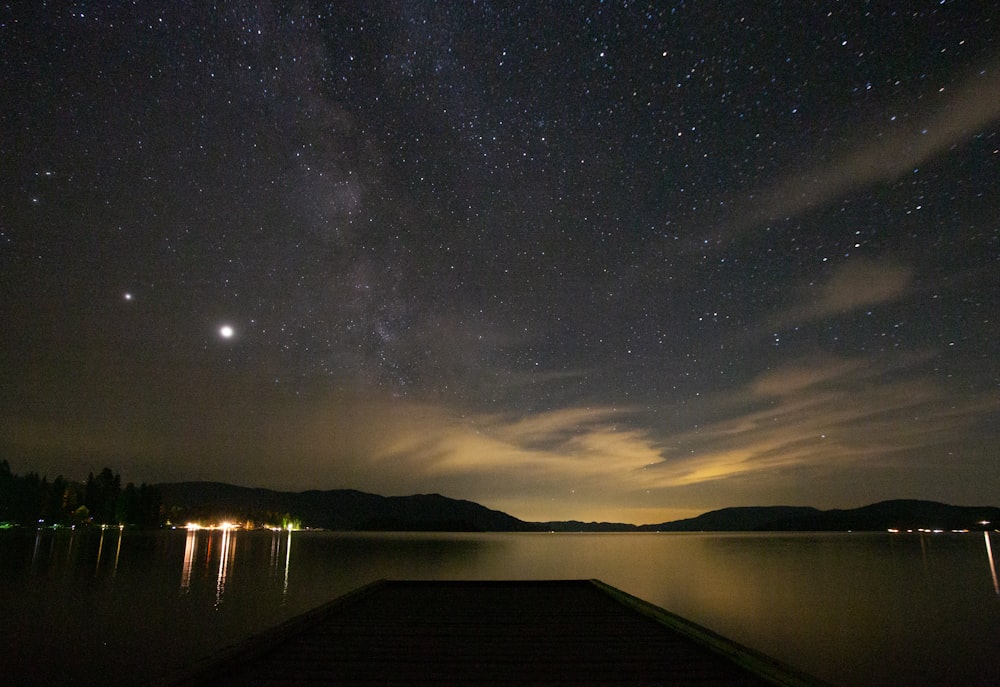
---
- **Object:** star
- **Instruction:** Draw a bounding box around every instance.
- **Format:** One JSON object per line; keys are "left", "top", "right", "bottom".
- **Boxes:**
{"left": 1, "top": 0, "right": 996, "bottom": 529}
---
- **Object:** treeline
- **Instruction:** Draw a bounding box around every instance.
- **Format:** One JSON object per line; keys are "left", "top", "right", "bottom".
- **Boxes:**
{"left": 0, "top": 461, "right": 161, "bottom": 528}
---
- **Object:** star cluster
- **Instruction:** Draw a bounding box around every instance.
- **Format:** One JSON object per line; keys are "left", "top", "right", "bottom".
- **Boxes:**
{"left": 2, "top": 2, "right": 997, "bottom": 522}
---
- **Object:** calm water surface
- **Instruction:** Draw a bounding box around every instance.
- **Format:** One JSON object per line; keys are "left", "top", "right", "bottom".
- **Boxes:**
{"left": 2, "top": 528, "right": 998, "bottom": 686}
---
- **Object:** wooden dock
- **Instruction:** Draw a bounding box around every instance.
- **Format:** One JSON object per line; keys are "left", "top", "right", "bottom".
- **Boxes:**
{"left": 170, "top": 579, "right": 827, "bottom": 686}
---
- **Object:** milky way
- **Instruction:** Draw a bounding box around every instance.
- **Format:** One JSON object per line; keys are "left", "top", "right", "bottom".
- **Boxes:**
{"left": 2, "top": 2, "right": 998, "bottom": 523}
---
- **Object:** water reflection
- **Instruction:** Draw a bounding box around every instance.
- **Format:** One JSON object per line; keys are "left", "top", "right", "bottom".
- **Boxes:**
{"left": 179, "top": 525, "right": 245, "bottom": 607}
{"left": 26, "top": 525, "right": 127, "bottom": 578}
{"left": 283, "top": 527, "right": 292, "bottom": 603}
{"left": 3, "top": 529, "right": 999, "bottom": 687}
{"left": 91, "top": 525, "right": 125, "bottom": 577}
{"left": 113, "top": 526, "right": 123, "bottom": 577}
{"left": 215, "top": 526, "right": 235, "bottom": 607}
{"left": 95, "top": 527, "right": 105, "bottom": 572}
{"left": 265, "top": 527, "right": 295, "bottom": 603}
{"left": 181, "top": 528, "right": 197, "bottom": 592}
{"left": 986, "top": 531, "right": 999, "bottom": 595}
{"left": 31, "top": 528, "right": 42, "bottom": 569}
{"left": 269, "top": 529, "right": 280, "bottom": 573}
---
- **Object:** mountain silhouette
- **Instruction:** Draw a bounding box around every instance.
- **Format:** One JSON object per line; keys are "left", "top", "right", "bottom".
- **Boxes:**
{"left": 157, "top": 482, "right": 999, "bottom": 532}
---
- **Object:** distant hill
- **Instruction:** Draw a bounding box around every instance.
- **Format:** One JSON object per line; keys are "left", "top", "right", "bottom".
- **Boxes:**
{"left": 156, "top": 482, "right": 999, "bottom": 533}
{"left": 535, "top": 520, "right": 638, "bottom": 532}
{"left": 760, "top": 499, "right": 1000, "bottom": 532}
{"left": 637, "top": 506, "right": 821, "bottom": 532}
{"left": 640, "top": 501, "right": 1000, "bottom": 532}
{"left": 157, "top": 482, "right": 537, "bottom": 532}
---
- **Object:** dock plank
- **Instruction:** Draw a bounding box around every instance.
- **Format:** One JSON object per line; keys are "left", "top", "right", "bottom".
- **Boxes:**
{"left": 171, "top": 580, "right": 826, "bottom": 686}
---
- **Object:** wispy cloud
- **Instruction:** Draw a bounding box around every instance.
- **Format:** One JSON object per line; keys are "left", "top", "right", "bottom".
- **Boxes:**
{"left": 254, "top": 345, "right": 997, "bottom": 522}
{"left": 643, "top": 353, "right": 998, "bottom": 507}
{"left": 256, "top": 396, "right": 668, "bottom": 520}
{"left": 7, "top": 352, "right": 994, "bottom": 523}
{"left": 725, "top": 61, "right": 1000, "bottom": 233}
{"left": 770, "top": 259, "right": 913, "bottom": 329}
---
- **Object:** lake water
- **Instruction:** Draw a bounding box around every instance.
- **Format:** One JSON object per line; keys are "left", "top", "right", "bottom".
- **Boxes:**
{"left": 2, "top": 528, "right": 998, "bottom": 686}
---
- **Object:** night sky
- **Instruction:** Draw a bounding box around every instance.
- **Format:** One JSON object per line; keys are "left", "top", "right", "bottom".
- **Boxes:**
{"left": 2, "top": 2, "right": 998, "bottom": 524}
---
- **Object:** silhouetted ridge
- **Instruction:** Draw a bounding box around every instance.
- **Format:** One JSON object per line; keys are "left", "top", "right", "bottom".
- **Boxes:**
{"left": 763, "top": 500, "right": 1000, "bottom": 531}
{"left": 157, "top": 482, "right": 537, "bottom": 531}
{"left": 536, "top": 520, "right": 638, "bottom": 532}
{"left": 156, "top": 482, "right": 1000, "bottom": 532}
{"left": 638, "top": 506, "right": 821, "bottom": 531}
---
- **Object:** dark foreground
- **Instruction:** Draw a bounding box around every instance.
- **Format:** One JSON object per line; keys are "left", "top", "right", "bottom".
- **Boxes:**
{"left": 165, "top": 579, "right": 826, "bottom": 686}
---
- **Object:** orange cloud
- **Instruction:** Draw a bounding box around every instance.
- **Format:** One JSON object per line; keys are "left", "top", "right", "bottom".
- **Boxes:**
{"left": 259, "top": 345, "right": 998, "bottom": 522}
{"left": 643, "top": 353, "right": 996, "bottom": 503}
{"left": 9, "top": 353, "right": 993, "bottom": 524}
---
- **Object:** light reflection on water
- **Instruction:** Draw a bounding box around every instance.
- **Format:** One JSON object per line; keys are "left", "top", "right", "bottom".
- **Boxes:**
{"left": 1, "top": 529, "right": 998, "bottom": 686}
{"left": 179, "top": 527, "right": 295, "bottom": 607}
{"left": 282, "top": 528, "right": 292, "bottom": 602}
{"left": 985, "top": 531, "right": 999, "bottom": 595}
{"left": 214, "top": 526, "right": 233, "bottom": 608}
{"left": 180, "top": 528, "right": 196, "bottom": 592}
